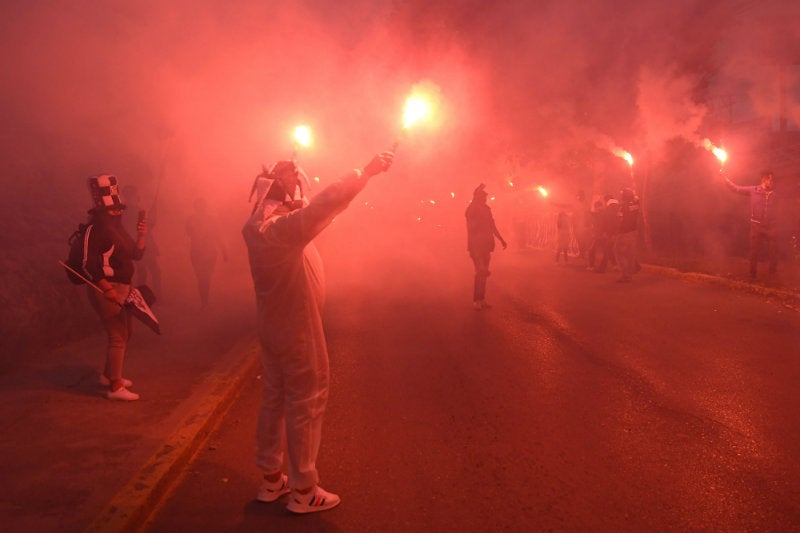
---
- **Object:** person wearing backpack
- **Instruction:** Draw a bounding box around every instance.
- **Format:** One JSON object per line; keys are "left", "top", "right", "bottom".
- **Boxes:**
{"left": 81, "top": 174, "right": 148, "bottom": 401}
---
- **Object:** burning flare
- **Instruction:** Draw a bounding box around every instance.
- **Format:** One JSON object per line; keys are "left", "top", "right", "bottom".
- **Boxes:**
{"left": 537, "top": 186, "right": 549, "bottom": 197}
{"left": 293, "top": 125, "right": 313, "bottom": 148}
{"left": 402, "top": 96, "right": 431, "bottom": 129}
{"left": 612, "top": 148, "right": 634, "bottom": 167}
{"left": 391, "top": 80, "right": 441, "bottom": 151}
{"left": 703, "top": 139, "right": 727, "bottom": 164}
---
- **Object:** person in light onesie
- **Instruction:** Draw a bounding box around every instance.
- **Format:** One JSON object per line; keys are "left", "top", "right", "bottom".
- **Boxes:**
{"left": 242, "top": 151, "right": 393, "bottom": 514}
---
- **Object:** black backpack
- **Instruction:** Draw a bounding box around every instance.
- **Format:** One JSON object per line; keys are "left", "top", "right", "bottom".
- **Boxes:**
{"left": 65, "top": 223, "right": 90, "bottom": 285}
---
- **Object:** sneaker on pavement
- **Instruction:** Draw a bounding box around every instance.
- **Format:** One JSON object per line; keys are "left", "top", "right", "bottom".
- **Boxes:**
{"left": 286, "top": 485, "right": 341, "bottom": 514}
{"left": 106, "top": 387, "right": 140, "bottom": 401}
{"left": 99, "top": 375, "right": 133, "bottom": 388}
{"left": 256, "top": 474, "right": 290, "bottom": 503}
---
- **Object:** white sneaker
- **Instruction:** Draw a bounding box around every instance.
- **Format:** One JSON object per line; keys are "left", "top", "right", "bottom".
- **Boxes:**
{"left": 286, "top": 485, "right": 341, "bottom": 514}
{"left": 107, "top": 387, "right": 140, "bottom": 401}
{"left": 256, "top": 474, "right": 290, "bottom": 503}
{"left": 99, "top": 375, "right": 133, "bottom": 388}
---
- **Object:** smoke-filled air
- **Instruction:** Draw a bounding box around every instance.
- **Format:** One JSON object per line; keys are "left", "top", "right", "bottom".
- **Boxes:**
{"left": 1, "top": 0, "right": 798, "bottom": 350}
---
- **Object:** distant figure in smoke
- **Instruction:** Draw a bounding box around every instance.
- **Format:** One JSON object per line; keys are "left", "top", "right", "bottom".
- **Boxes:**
{"left": 555, "top": 210, "right": 570, "bottom": 263}
{"left": 614, "top": 188, "right": 640, "bottom": 283}
{"left": 723, "top": 170, "right": 799, "bottom": 280}
{"left": 586, "top": 199, "right": 605, "bottom": 270}
{"left": 593, "top": 196, "right": 619, "bottom": 273}
{"left": 465, "top": 183, "right": 507, "bottom": 310}
{"left": 573, "top": 189, "right": 591, "bottom": 260}
{"left": 82, "top": 175, "right": 147, "bottom": 401}
{"left": 243, "top": 152, "right": 393, "bottom": 514}
{"left": 185, "top": 198, "right": 227, "bottom": 308}
{"left": 123, "top": 186, "right": 162, "bottom": 298}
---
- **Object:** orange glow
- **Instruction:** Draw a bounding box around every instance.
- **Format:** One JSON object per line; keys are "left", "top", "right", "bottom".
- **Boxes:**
{"left": 703, "top": 138, "right": 728, "bottom": 164}
{"left": 450, "top": 192, "right": 455, "bottom": 199}
{"left": 612, "top": 148, "right": 633, "bottom": 167}
{"left": 623, "top": 152, "right": 634, "bottom": 166}
{"left": 402, "top": 96, "right": 430, "bottom": 129}
{"left": 537, "top": 186, "right": 548, "bottom": 197}
{"left": 392, "top": 81, "right": 441, "bottom": 151}
{"left": 508, "top": 180, "right": 515, "bottom": 188}
{"left": 293, "top": 125, "right": 312, "bottom": 148}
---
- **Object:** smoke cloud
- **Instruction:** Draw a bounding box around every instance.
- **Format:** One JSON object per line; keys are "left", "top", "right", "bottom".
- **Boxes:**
{"left": 0, "top": 0, "right": 798, "bottom": 348}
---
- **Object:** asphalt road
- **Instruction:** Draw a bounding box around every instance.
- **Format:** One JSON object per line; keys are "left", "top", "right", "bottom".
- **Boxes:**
{"left": 142, "top": 244, "right": 800, "bottom": 533}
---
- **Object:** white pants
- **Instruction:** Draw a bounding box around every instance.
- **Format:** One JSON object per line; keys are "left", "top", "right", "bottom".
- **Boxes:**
{"left": 255, "top": 296, "right": 330, "bottom": 490}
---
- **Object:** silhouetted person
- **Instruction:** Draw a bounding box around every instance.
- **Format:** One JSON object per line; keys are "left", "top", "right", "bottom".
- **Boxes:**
{"left": 724, "top": 170, "right": 799, "bottom": 280}
{"left": 586, "top": 199, "right": 605, "bottom": 270}
{"left": 243, "top": 152, "right": 393, "bottom": 514}
{"left": 466, "top": 183, "right": 507, "bottom": 310}
{"left": 593, "top": 197, "right": 619, "bottom": 273}
{"left": 185, "top": 198, "right": 227, "bottom": 308}
{"left": 573, "top": 189, "right": 591, "bottom": 260}
{"left": 555, "top": 210, "right": 570, "bottom": 263}
{"left": 614, "top": 187, "right": 640, "bottom": 283}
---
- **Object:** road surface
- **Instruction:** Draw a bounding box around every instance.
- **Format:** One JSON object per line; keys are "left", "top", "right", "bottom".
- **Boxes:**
{"left": 144, "top": 244, "right": 800, "bottom": 532}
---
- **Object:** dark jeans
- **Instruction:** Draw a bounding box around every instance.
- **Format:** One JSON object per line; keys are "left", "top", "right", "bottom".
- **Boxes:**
{"left": 594, "top": 236, "right": 616, "bottom": 272}
{"left": 470, "top": 252, "right": 491, "bottom": 302}
{"left": 749, "top": 222, "right": 778, "bottom": 277}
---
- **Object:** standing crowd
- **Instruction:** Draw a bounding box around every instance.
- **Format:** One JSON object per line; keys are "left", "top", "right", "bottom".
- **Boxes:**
{"left": 68, "top": 159, "right": 795, "bottom": 518}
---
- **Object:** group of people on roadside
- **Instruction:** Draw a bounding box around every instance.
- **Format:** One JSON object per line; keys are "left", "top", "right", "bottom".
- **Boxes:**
{"left": 583, "top": 187, "right": 641, "bottom": 282}
{"left": 468, "top": 167, "right": 799, "bottom": 304}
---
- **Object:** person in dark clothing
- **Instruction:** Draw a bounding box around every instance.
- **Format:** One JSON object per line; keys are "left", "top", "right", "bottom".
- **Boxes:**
{"left": 555, "top": 210, "right": 570, "bottom": 263}
{"left": 465, "top": 183, "right": 507, "bottom": 310}
{"left": 81, "top": 174, "right": 148, "bottom": 401}
{"left": 573, "top": 189, "right": 591, "bottom": 260}
{"left": 593, "top": 197, "right": 619, "bottom": 273}
{"left": 186, "top": 197, "right": 227, "bottom": 308}
{"left": 614, "top": 187, "right": 640, "bottom": 282}
{"left": 586, "top": 200, "right": 605, "bottom": 270}
{"left": 724, "top": 170, "right": 798, "bottom": 279}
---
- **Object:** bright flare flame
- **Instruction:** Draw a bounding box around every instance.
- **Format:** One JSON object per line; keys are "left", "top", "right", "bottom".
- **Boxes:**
{"left": 537, "top": 186, "right": 549, "bottom": 197}
{"left": 703, "top": 138, "right": 728, "bottom": 164}
{"left": 402, "top": 96, "right": 431, "bottom": 129}
{"left": 623, "top": 152, "right": 634, "bottom": 166}
{"left": 293, "top": 125, "right": 312, "bottom": 147}
{"left": 612, "top": 148, "right": 634, "bottom": 167}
